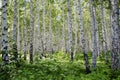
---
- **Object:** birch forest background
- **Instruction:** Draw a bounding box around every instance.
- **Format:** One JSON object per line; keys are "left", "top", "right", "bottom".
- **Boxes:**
{"left": 0, "top": 0, "right": 120, "bottom": 80}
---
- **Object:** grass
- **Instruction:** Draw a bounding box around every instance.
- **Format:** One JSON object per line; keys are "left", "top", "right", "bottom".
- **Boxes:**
{"left": 0, "top": 52, "right": 120, "bottom": 80}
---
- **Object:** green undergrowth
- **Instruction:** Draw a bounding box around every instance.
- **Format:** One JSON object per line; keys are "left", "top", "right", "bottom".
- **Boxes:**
{"left": 0, "top": 52, "right": 120, "bottom": 80}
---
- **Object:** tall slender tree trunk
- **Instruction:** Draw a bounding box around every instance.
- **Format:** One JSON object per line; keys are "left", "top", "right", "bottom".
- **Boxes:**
{"left": 108, "top": 0, "right": 113, "bottom": 53}
{"left": 1, "top": 0, "right": 8, "bottom": 65}
{"left": 13, "top": 0, "right": 18, "bottom": 61}
{"left": 89, "top": 0, "right": 98, "bottom": 69}
{"left": 93, "top": 0, "right": 99, "bottom": 57}
{"left": 17, "top": 0, "right": 20, "bottom": 55}
{"left": 62, "top": 9, "right": 67, "bottom": 54}
{"left": 78, "top": 0, "right": 91, "bottom": 73}
{"left": 74, "top": 0, "right": 78, "bottom": 55}
{"left": 23, "top": 0, "right": 27, "bottom": 60}
{"left": 37, "top": 0, "right": 43, "bottom": 59}
{"left": 49, "top": 3, "right": 53, "bottom": 59}
{"left": 62, "top": 10, "right": 66, "bottom": 54}
{"left": 38, "top": 12, "right": 43, "bottom": 59}
{"left": 111, "top": 0, "right": 119, "bottom": 70}
{"left": 74, "top": 23, "right": 78, "bottom": 55}
{"left": 30, "top": 0, "right": 34, "bottom": 63}
{"left": 116, "top": 1, "right": 120, "bottom": 69}
{"left": 43, "top": 2, "right": 46, "bottom": 57}
{"left": 67, "top": 0, "right": 73, "bottom": 61}
{"left": 100, "top": 0, "right": 108, "bottom": 64}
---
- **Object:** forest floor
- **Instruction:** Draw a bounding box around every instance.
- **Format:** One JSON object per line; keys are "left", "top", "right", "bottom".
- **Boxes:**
{"left": 0, "top": 52, "right": 120, "bottom": 80}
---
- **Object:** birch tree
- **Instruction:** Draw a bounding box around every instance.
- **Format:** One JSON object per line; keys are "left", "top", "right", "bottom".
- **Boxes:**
{"left": 1, "top": 0, "right": 8, "bottom": 65}
{"left": 108, "top": 0, "right": 113, "bottom": 53}
{"left": 30, "top": 0, "right": 34, "bottom": 63}
{"left": 37, "top": 0, "right": 43, "bottom": 59}
{"left": 13, "top": 0, "right": 18, "bottom": 61}
{"left": 67, "top": 0, "right": 73, "bottom": 61}
{"left": 99, "top": 0, "right": 108, "bottom": 64}
{"left": 111, "top": 0, "right": 119, "bottom": 70}
{"left": 93, "top": 0, "right": 99, "bottom": 57}
{"left": 89, "top": 0, "right": 98, "bottom": 69}
{"left": 73, "top": 0, "right": 78, "bottom": 55}
{"left": 42, "top": 1, "right": 47, "bottom": 57}
{"left": 78, "top": 0, "right": 91, "bottom": 73}
{"left": 62, "top": 10, "right": 66, "bottom": 54}
{"left": 49, "top": 3, "right": 53, "bottom": 59}
{"left": 23, "top": 0, "right": 27, "bottom": 60}
{"left": 17, "top": 0, "right": 20, "bottom": 54}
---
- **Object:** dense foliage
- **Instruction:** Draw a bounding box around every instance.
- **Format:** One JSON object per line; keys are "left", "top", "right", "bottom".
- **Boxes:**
{"left": 0, "top": 52, "right": 120, "bottom": 80}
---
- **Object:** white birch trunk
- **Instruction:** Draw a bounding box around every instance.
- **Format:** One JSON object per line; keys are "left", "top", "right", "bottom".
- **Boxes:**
{"left": 74, "top": 0, "right": 78, "bottom": 55}
{"left": 93, "top": 0, "right": 99, "bottom": 56}
{"left": 89, "top": 0, "right": 97, "bottom": 69}
{"left": 49, "top": 3, "right": 53, "bottom": 59}
{"left": 36, "top": 0, "right": 43, "bottom": 59}
{"left": 78, "top": 0, "right": 91, "bottom": 73}
{"left": 17, "top": 1, "right": 20, "bottom": 53}
{"left": 23, "top": 0, "right": 27, "bottom": 60}
{"left": 30, "top": 0, "right": 34, "bottom": 63}
{"left": 42, "top": 2, "right": 46, "bottom": 57}
{"left": 111, "top": 0, "right": 119, "bottom": 70}
{"left": 62, "top": 9, "right": 66, "bottom": 54}
{"left": 100, "top": 0, "right": 108, "bottom": 63}
{"left": 67, "top": 0, "right": 73, "bottom": 61}
{"left": 1, "top": 0, "right": 8, "bottom": 65}
{"left": 13, "top": 0, "right": 18, "bottom": 61}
